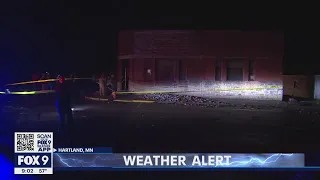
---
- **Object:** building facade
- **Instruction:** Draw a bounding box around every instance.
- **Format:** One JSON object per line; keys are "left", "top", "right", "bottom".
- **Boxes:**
{"left": 117, "top": 30, "right": 284, "bottom": 100}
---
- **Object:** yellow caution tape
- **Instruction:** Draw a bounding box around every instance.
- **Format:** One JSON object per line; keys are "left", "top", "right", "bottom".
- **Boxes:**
{"left": 116, "top": 90, "right": 182, "bottom": 94}
{"left": 113, "top": 99, "right": 155, "bottom": 103}
{"left": 115, "top": 86, "right": 282, "bottom": 94}
{"left": 0, "top": 85, "right": 282, "bottom": 96}
{"left": 84, "top": 96, "right": 109, "bottom": 101}
{"left": 0, "top": 90, "right": 55, "bottom": 95}
{"left": 84, "top": 96, "right": 155, "bottom": 103}
{"left": 5, "top": 78, "right": 92, "bottom": 86}
{"left": 215, "top": 86, "right": 282, "bottom": 91}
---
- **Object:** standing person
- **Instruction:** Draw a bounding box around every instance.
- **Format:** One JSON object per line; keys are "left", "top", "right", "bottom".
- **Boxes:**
{"left": 110, "top": 73, "right": 116, "bottom": 91}
{"left": 56, "top": 75, "right": 74, "bottom": 131}
{"left": 106, "top": 74, "right": 111, "bottom": 87}
{"left": 99, "top": 73, "right": 106, "bottom": 97}
{"left": 105, "top": 74, "right": 112, "bottom": 96}
{"left": 41, "top": 73, "right": 47, "bottom": 90}
{"left": 110, "top": 73, "right": 117, "bottom": 99}
{"left": 32, "top": 72, "right": 39, "bottom": 90}
{"left": 46, "top": 72, "right": 53, "bottom": 90}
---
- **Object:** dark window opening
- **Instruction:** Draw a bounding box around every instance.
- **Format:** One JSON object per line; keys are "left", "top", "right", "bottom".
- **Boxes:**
{"left": 161, "top": 67, "right": 174, "bottom": 81}
{"left": 179, "top": 60, "right": 187, "bottom": 81}
{"left": 227, "top": 68, "right": 243, "bottom": 81}
{"left": 226, "top": 59, "right": 244, "bottom": 81}
{"left": 156, "top": 59, "right": 174, "bottom": 82}
{"left": 215, "top": 67, "right": 221, "bottom": 81}
{"left": 215, "top": 60, "right": 221, "bottom": 81}
{"left": 248, "top": 60, "right": 255, "bottom": 81}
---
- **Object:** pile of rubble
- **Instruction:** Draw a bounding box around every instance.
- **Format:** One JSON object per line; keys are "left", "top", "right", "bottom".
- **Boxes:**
{"left": 136, "top": 93, "right": 280, "bottom": 110}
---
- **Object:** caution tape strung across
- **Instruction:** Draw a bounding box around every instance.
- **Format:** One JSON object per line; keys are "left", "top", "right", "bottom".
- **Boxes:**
{"left": 0, "top": 90, "right": 55, "bottom": 95}
{"left": 84, "top": 96, "right": 155, "bottom": 103}
{"left": 114, "top": 99, "right": 155, "bottom": 103}
{"left": 1, "top": 77, "right": 92, "bottom": 95}
{"left": 5, "top": 78, "right": 92, "bottom": 86}
{"left": 1, "top": 77, "right": 282, "bottom": 95}
{"left": 115, "top": 85, "right": 283, "bottom": 94}
{"left": 0, "top": 86, "right": 282, "bottom": 95}
{"left": 84, "top": 96, "right": 109, "bottom": 101}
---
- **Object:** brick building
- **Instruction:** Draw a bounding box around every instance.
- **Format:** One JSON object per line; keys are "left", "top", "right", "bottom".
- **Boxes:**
{"left": 117, "top": 30, "right": 284, "bottom": 100}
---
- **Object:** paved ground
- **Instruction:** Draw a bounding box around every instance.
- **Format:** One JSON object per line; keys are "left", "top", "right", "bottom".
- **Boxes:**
{"left": 1, "top": 95, "right": 320, "bottom": 179}
{"left": 2, "top": 98, "right": 320, "bottom": 152}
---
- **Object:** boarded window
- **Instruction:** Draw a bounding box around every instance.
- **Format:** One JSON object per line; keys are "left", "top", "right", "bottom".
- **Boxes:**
{"left": 227, "top": 59, "right": 244, "bottom": 81}
{"left": 156, "top": 59, "right": 174, "bottom": 82}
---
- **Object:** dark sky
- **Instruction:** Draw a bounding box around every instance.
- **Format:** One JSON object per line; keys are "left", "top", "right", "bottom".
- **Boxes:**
{"left": 0, "top": 2, "right": 120, "bottom": 84}
{"left": 0, "top": 2, "right": 318, "bottom": 84}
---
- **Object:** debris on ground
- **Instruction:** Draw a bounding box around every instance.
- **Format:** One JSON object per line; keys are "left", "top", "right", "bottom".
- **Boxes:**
{"left": 127, "top": 93, "right": 320, "bottom": 114}
{"left": 135, "top": 93, "right": 280, "bottom": 110}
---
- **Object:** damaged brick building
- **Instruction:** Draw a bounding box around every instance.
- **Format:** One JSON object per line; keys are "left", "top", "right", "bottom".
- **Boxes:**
{"left": 117, "top": 30, "right": 284, "bottom": 100}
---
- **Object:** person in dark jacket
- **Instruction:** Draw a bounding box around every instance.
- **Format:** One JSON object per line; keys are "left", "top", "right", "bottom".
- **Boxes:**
{"left": 41, "top": 73, "right": 47, "bottom": 90}
{"left": 56, "top": 75, "right": 74, "bottom": 131}
{"left": 32, "top": 72, "right": 39, "bottom": 90}
{"left": 98, "top": 73, "right": 106, "bottom": 97}
{"left": 46, "top": 72, "right": 53, "bottom": 90}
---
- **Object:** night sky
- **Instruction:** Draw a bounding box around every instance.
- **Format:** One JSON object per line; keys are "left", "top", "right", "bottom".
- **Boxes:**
{"left": 0, "top": 2, "right": 318, "bottom": 85}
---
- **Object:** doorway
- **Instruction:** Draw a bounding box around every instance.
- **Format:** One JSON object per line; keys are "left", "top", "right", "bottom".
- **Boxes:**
{"left": 121, "top": 59, "right": 129, "bottom": 91}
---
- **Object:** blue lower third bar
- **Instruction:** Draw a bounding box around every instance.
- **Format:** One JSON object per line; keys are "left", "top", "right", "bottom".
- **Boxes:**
{"left": 54, "top": 167, "right": 320, "bottom": 171}
{"left": 53, "top": 153, "right": 306, "bottom": 170}
{"left": 54, "top": 147, "right": 112, "bottom": 154}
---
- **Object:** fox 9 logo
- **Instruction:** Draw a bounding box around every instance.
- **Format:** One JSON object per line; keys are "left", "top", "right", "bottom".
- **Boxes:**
{"left": 15, "top": 153, "right": 52, "bottom": 168}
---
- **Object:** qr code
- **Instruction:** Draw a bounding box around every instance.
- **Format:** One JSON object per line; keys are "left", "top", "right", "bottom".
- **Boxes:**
{"left": 16, "top": 133, "right": 35, "bottom": 152}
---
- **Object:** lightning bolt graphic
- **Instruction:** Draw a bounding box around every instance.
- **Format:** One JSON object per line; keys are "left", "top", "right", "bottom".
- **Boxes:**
{"left": 54, "top": 153, "right": 298, "bottom": 168}
{"left": 54, "top": 153, "right": 122, "bottom": 167}
{"left": 221, "top": 153, "right": 294, "bottom": 167}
